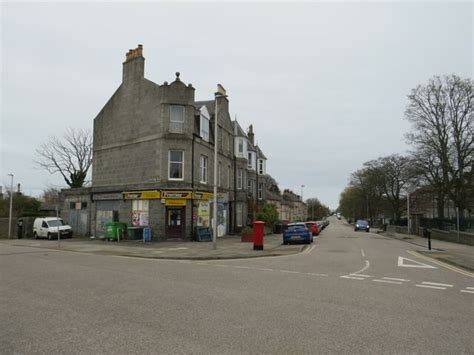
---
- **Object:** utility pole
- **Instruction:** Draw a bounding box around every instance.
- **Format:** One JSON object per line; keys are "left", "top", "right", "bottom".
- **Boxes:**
{"left": 407, "top": 192, "right": 410, "bottom": 235}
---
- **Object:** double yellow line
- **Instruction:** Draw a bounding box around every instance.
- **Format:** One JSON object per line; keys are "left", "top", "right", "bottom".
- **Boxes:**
{"left": 407, "top": 250, "right": 474, "bottom": 278}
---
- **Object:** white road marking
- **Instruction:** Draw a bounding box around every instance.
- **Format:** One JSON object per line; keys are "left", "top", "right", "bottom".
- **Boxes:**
{"left": 416, "top": 284, "right": 446, "bottom": 290}
{"left": 235, "top": 266, "right": 251, "bottom": 269}
{"left": 304, "top": 245, "right": 316, "bottom": 254}
{"left": 407, "top": 250, "right": 474, "bottom": 278}
{"left": 466, "top": 287, "right": 474, "bottom": 290}
{"left": 461, "top": 290, "right": 474, "bottom": 294}
{"left": 255, "top": 268, "right": 274, "bottom": 272}
{"left": 398, "top": 256, "right": 437, "bottom": 269}
{"left": 373, "top": 279, "right": 403, "bottom": 285}
{"left": 421, "top": 282, "right": 453, "bottom": 288}
{"left": 361, "top": 249, "right": 365, "bottom": 258}
{"left": 382, "top": 277, "right": 410, "bottom": 282}
{"left": 214, "top": 264, "right": 229, "bottom": 268}
{"left": 352, "top": 260, "right": 370, "bottom": 275}
{"left": 280, "top": 270, "right": 300, "bottom": 274}
{"left": 350, "top": 274, "right": 372, "bottom": 278}
{"left": 305, "top": 273, "right": 328, "bottom": 277}
{"left": 340, "top": 275, "right": 365, "bottom": 280}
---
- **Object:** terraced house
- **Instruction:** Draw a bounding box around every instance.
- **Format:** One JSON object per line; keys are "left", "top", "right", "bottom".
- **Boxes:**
{"left": 62, "top": 45, "right": 284, "bottom": 240}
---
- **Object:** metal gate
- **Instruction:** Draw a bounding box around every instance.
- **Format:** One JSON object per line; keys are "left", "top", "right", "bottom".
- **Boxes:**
{"left": 69, "top": 210, "right": 88, "bottom": 236}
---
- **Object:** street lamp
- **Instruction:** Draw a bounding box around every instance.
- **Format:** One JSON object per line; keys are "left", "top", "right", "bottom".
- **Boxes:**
{"left": 213, "top": 84, "right": 227, "bottom": 250}
{"left": 301, "top": 185, "right": 305, "bottom": 220}
{"left": 7, "top": 174, "right": 13, "bottom": 239}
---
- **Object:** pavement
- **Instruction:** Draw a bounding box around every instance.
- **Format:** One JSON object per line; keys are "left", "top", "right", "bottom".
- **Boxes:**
{"left": 378, "top": 229, "right": 474, "bottom": 271}
{"left": 0, "top": 233, "right": 308, "bottom": 260}
{"left": 1, "top": 228, "right": 473, "bottom": 272}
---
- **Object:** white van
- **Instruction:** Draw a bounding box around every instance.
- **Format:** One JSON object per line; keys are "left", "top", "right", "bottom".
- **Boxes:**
{"left": 33, "top": 217, "right": 73, "bottom": 239}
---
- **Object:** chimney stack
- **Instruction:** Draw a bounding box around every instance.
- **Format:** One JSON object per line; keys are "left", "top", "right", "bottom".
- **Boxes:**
{"left": 123, "top": 44, "right": 145, "bottom": 83}
{"left": 247, "top": 124, "right": 255, "bottom": 145}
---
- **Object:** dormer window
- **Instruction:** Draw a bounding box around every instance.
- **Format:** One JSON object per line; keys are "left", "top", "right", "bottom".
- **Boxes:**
{"left": 170, "top": 105, "right": 185, "bottom": 133}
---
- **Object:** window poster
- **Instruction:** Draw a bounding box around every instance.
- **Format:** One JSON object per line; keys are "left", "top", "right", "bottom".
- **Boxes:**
{"left": 197, "top": 201, "right": 210, "bottom": 227}
{"left": 132, "top": 200, "right": 149, "bottom": 226}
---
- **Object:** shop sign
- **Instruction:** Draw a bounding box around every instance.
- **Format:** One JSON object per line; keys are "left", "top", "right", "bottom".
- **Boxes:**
{"left": 165, "top": 199, "right": 187, "bottom": 207}
{"left": 123, "top": 190, "right": 161, "bottom": 200}
{"left": 93, "top": 193, "right": 123, "bottom": 201}
{"left": 162, "top": 191, "right": 192, "bottom": 199}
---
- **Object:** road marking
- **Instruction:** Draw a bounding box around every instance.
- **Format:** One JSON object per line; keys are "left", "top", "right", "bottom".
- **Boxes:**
{"left": 361, "top": 249, "right": 365, "bottom": 258}
{"left": 416, "top": 284, "right": 446, "bottom": 290}
{"left": 421, "top": 282, "right": 453, "bottom": 288}
{"left": 398, "top": 256, "right": 437, "bottom": 269}
{"left": 406, "top": 250, "right": 474, "bottom": 278}
{"left": 466, "top": 287, "right": 474, "bottom": 290}
{"left": 255, "top": 268, "right": 274, "bottom": 272}
{"left": 350, "top": 274, "right": 372, "bottom": 278}
{"left": 373, "top": 279, "right": 402, "bottom": 285}
{"left": 305, "top": 273, "right": 328, "bottom": 277}
{"left": 214, "top": 264, "right": 229, "bottom": 268}
{"left": 340, "top": 275, "right": 365, "bottom": 280}
{"left": 280, "top": 270, "right": 300, "bottom": 274}
{"left": 304, "top": 245, "right": 316, "bottom": 254}
{"left": 382, "top": 277, "right": 410, "bottom": 282}
{"left": 235, "top": 266, "right": 251, "bottom": 269}
{"left": 461, "top": 290, "right": 474, "bottom": 294}
{"left": 352, "top": 260, "right": 370, "bottom": 275}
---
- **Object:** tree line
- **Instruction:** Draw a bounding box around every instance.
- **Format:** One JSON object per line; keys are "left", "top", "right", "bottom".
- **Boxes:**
{"left": 339, "top": 75, "right": 473, "bottom": 223}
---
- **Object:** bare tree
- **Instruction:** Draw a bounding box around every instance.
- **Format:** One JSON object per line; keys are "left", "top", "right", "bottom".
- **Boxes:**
{"left": 36, "top": 128, "right": 93, "bottom": 188}
{"left": 350, "top": 155, "right": 418, "bottom": 220}
{"left": 405, "top": 75, "right": 473, "bottom": 217}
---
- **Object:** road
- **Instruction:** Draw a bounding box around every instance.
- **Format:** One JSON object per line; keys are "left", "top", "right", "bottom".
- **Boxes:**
{"left": 1, "top": 217, "right": 473, "bottom": 354}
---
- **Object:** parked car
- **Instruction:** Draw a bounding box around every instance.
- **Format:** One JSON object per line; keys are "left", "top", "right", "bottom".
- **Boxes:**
{"left": 305, "top": 221, "right": 320, "bottom": 236}
{"left": 354, "top": 219, "right": 370, "bottom": 232}
{"left": 33, "top": 217, "right": 73, "bottom": 239}
{"left": 283, "top": 222, "right": 313, "bottom": 244}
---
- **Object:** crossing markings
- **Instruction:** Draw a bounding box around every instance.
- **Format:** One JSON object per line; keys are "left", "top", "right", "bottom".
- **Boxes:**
{"left": 460, "top": 288, "right": 474, "bottom": 294}
{"left": 398, "top": 256, "right": 437, "bottom": 269}
{"left": 422, "top": 281, "right": 453, "bottom": 287}
{"left": 340, "top": 275, "right": 365, "bottom": 280}
{"left": 416, "top": 284, "right": 447, "bottom": 290}
{"left": 373, "top": 279, "right": 403, "bottom": 285}
{"left": 382, "top": 277, "right": 410, "bottom": 282}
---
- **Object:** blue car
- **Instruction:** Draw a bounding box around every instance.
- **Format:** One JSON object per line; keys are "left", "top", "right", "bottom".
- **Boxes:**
{"left": 354, "top": 219, "right": 370, "bottom": 232}
{"left": 283, "top": 223, "right": 313, "bottom": 245}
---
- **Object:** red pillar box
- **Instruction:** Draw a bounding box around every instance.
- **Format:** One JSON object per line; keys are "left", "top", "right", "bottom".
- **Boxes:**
{"left": 253, "top": 221, "right": 265, "bottom": 251}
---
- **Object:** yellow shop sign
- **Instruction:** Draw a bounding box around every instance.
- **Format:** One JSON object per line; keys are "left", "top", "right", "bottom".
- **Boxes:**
{"left": 161, "top": 191, "right": 193, "bottom": 199}
{"left": 165, "top": 199, "right": 187, "bottom": 207}
{"left": 123, "top": 190, "right": 161, "bottom": 200}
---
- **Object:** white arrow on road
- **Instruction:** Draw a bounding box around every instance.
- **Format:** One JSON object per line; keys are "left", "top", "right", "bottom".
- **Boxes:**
{"left": 398, "top": 256, "right": 437, "bottom": 269}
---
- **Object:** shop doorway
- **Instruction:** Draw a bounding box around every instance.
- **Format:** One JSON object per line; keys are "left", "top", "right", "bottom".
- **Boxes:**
{"left": 166, "top": 207, "right": 185, "bottom": 239}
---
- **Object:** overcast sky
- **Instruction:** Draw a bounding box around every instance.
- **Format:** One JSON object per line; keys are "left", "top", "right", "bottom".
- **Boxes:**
{"left": 1, "top": 1, "right": 472, "bottom": 209}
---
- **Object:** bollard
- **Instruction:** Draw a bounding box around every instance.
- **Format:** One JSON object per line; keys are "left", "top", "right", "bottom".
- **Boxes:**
{"left": 253, "top": 221, "right": 265, "bottom": 251}
{"left": 428, "top": 229, "right": 431, "bottom": 251}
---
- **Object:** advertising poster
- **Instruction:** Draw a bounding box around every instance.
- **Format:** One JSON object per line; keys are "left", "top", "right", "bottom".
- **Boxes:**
{"left": 197, "top": 202, "right": 210, "bottom": 227}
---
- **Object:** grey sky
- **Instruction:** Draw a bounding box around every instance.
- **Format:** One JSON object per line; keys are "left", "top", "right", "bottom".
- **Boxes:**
{"left": 1, "top": 1, "right": 472, "bottom": 209}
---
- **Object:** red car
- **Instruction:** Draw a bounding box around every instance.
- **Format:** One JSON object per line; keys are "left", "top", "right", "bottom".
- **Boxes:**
{"left": 305, "top": 221, "right": 320, "bottom": 236}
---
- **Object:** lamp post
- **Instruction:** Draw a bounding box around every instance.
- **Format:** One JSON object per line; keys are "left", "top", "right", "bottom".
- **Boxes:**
{"left": 213, "top": 85, "right": 227, "bottom": 250}
{"left": 407, "top": 191, "right": 410, "bottom": 235}
{"left": 7, "top": 173, "right": 14, "bottom": 239}
{"left": 301, "top": 185, "right": 305, "bottom": 220}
